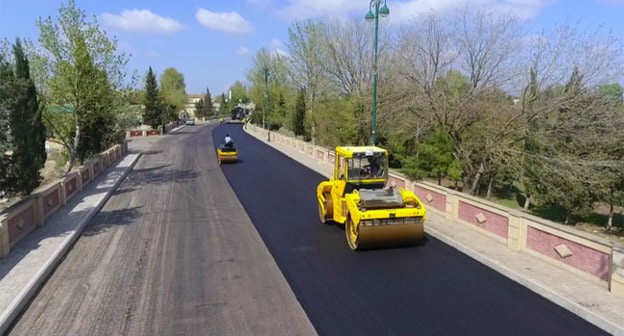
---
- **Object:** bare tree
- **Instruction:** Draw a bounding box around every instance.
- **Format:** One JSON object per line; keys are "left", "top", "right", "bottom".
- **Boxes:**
{"left": 321, "top": 19, "right": 375, "bottom": 97}
{"left": 524, "top": 21, "right": 624, "bottom": 91}
{"left": 394, "top": 11, "right": 457, "bottom": 100}
{"left": 286, "top": 20, "right": 329, "bottom": 142}
{"left": 246, "top": 48, "right": 290, "bottom": 128}
{"left": 455, "top": 7, "right": 522, "bottom": 91}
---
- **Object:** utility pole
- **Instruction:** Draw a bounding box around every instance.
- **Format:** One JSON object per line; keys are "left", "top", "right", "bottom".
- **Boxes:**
{"left": 365, "top": 0, "right": 389, "bottom": 146}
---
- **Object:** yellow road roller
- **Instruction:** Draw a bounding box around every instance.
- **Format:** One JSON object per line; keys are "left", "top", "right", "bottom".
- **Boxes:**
{"left": 217, "top": 144, "right": 238, "bottom": 163}
{"left": 317, "top": 146, "right": 426, "bottom": 250}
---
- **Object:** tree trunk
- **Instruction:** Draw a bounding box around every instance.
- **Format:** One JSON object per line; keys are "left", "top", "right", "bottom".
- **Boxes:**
{"left": 462, "top": 175, "right": 471, "bottom": 193}
{"left": 564, "top": 209, "right": 571, "bottom": 225}
{"left": 65, "top": 123, "right": 80, "bottom": 174}
{"left": 607, "top": 202, "right": 614, "bottom": 231}
{"left": 523, "top": 196, "right": 531, "bottom": 211}
{"left": 486, "top": 176, "right": 494, "bottom": 199}
{"left": 437, "top": 175, "right": 442, "bottom": 186}
{"left": 469, "top": 162, "right": 485, "bottom": 195}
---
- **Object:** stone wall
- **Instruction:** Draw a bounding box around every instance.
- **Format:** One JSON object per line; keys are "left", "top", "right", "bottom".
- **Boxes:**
{"left": 0, "top": 142, "right": 128, "bottom": 257}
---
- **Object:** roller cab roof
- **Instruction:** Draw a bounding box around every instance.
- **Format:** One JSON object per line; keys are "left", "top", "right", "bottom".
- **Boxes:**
{"left": 335, "top": 146, "right": 387, "bottom": 158}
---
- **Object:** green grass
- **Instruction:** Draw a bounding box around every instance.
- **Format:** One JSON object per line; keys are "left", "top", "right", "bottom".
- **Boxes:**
{"left": 488, "top": 182, "right": 624, "bottom": 230}
{"left": 490, "top": 197, "right": 521, "bottom": 209}
{"left": 421, "top": 177, "right": 624, "bottom": 233}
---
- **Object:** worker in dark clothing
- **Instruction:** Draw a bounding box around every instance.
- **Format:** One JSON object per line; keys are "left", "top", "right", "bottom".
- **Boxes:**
{"left": 224, "top": 134, "right": 234, "bottom": 148}
{"left": 365, "top": 157, "right": 381, "bottom": 178}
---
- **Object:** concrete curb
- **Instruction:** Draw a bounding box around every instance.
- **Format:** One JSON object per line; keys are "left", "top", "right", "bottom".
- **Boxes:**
{"left": 0, "top": 153, "right": 141, "bottom": 335}
{"left": 169, "top": 124, "right": 186, "bottom": 134}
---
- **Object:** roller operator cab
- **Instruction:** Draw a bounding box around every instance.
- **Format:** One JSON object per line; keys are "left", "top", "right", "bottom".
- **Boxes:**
{"left": 317, "top": 146, "right": 427, "bottom": 251}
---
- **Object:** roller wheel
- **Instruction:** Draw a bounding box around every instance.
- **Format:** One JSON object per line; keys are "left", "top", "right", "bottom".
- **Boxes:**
{"left": 319, "top": 192, "right": 333, "bottom": 224}
{"left": 318, "top": 200, "right": 326, "bottom": 224}
{"left": 346, "top": 216, "right": 359, "bottom": 250}
{"left": 325, "top": 193, "right": 333, "bottom": 218}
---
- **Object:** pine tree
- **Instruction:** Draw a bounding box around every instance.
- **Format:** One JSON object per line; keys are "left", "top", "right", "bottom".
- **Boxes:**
{"left": 204, "top": 87, "right": 214, "bottom": 116}
{"left": 0, "top": 53, "right": 14, "bottom": 194}
{"left": 143, "top": 67, "right": 161, "bottom": 129}
{"left": 219, "top": 93, "right": 227, "bottom": 115}
{"left": 293, "top": 88, "right": 306, "bottom": 136}
{"left": 194, "top": 98, "right": 205, "bottom": 117}
{"left": 8, "top": 38, "right": 47, "bottom": 195}
{"left": 72, "top": 36, "right": 115, "bottom": 164}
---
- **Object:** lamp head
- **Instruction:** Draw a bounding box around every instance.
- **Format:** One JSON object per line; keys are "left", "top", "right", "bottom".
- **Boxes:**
{"left": 379, "top": 4, "right": 389, "bottom": 17}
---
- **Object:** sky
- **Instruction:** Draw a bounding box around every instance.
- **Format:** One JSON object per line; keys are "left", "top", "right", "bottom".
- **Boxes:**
{"left": 0, "top": 0, "right": 623, "bottom": 95}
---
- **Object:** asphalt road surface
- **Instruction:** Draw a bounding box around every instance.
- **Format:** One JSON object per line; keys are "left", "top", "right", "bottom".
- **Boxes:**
{"left": 213, "top": 124, "right": 608, "bottom": 336}
{"left": 8, "top": 123, "right": 317, "bottom": 336}
{"left": 8, "top": 121, "right": 609, "bottom": 336}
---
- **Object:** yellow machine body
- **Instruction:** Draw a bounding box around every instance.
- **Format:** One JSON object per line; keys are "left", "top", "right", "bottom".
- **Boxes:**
{"left": 317, "top": 146, "right": 426, "bottom": 250}
{"left": 217, "top": 146, "right": 238, "bottom": 163}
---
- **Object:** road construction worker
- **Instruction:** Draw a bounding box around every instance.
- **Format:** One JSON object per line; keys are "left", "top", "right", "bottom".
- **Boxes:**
{"left": 224, "top": 134, "right": 234, "bottom": 148}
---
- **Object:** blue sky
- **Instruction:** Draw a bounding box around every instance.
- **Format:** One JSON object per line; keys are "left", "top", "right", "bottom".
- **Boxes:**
{"left": 0, "top": 0, "right": 623, "bottom": 95}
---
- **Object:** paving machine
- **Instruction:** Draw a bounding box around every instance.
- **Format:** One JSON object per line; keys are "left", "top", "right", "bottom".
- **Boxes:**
{"left": 317, "top": 146, "right": 426, "bottom": 250}
{"left": 217, "top": 143, "right": 238, "bottom": 163}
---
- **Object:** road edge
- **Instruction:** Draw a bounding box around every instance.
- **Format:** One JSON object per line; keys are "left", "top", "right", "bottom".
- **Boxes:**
{"left": 0, "top": 153, "right": 141, "bottom": 336}
{"left": 425, "top": 225, "right": 624, "bottom": 336}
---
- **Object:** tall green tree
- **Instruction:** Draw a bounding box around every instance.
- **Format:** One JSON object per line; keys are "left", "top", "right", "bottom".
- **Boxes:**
{"left": 33, "top": 0, "right": 131, "bottom": 172}
{"left": 142, "top": 67, "right": 161, "bottom": 129}
{"left": 228, "top": 81, "right": 249, "bottom": 107}
{"left": 0, "top": 51, "right": 15, "bottom": 194}
{"left": 194, "top": 98, "right": 205, "bottom": 118}
{"left": 203, "top": 86, "right": 214, "bottom": 116}
{"left": 72, "top": 36, "right": 115, "bottom": 163}
{"left": 8, "top": 39, "right": 47, "bottom": 195}
{"left": 293, "top": 88, "right": 306, "bottom": 136}
{"left": 159, "top": 67, "right": 186, "bottom": 118}
{"left": 246, "top": 48, "right": 291, "bottom": 130}
{"left": 401, "top": 127, "right": 461, "bottom": 185}
{"left": 219, "top": 93, "right": 227, "bottom": 115}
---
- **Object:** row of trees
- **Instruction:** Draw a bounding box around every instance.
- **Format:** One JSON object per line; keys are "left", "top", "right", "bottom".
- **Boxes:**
{"left": 244, "top": 8, "right": 624, "bottom": 227}
{"left": 142, "top": 67, "right": 187, "bottom": 130}
{"left": 0, "top": 40, "right": 47, "bottom": 196}
{"left": 194, "top": 87, "right": 215, "bottom": 117}
{"left": 1, "top": 0, "right": 138, "bottom": 197}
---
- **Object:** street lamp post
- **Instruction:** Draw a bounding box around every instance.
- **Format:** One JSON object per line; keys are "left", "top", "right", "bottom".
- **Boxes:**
{"left": 365, "top": 0, "right": 389, "bottom": 146}
{"left": 263, "top": 65, "right": 271, "bottom": 141}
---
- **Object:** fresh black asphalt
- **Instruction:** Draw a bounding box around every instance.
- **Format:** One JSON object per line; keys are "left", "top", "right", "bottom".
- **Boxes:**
{"left": 214, "top": 124, "right": 608, "bottom": 336}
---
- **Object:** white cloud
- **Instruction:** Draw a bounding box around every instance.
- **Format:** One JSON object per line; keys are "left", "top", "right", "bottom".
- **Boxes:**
{"left": 394, "top": 0, "right": 556, "bottom": 22}
{"left": 101, "top": 9, "right": 185, "bottom": 34}
{"left": 238, "top": 46, "right": 251, "bottom": 56}
{"left": 277, "top": 0, "right": 364, "bottom": 20}
{"left": 269, "top": 38, "right": 288, "bottom": 56}
{"left": 276, "top": 0, "right": 553, "bottom": 22}
{"left": 196, "top": 8, "right": 253, "bottom": 34}
{"left": 270, "top": 38, "right": 284, "bottom": 50}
